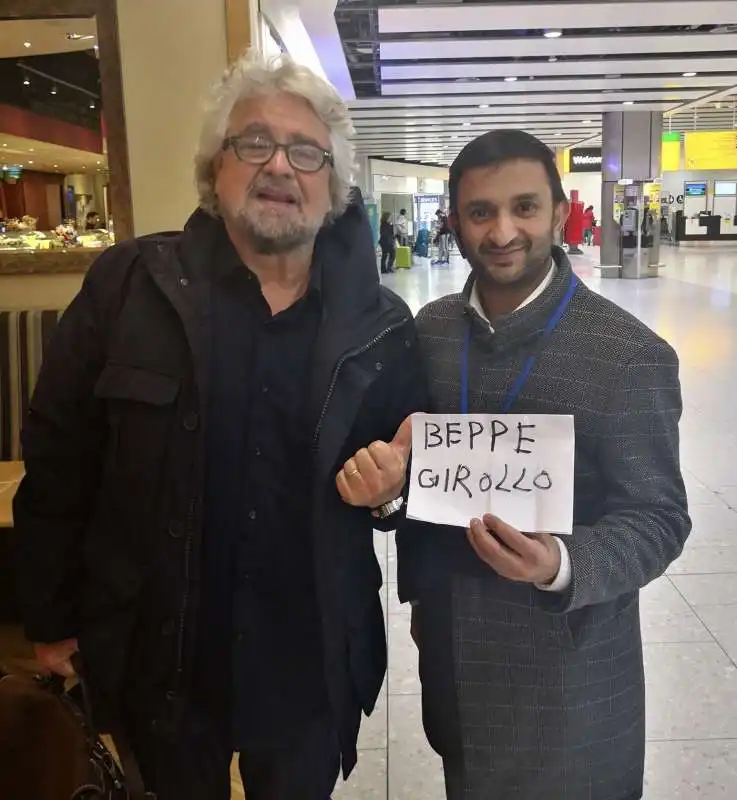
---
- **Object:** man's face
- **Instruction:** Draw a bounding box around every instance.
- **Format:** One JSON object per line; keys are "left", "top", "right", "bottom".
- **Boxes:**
{"left": 451, "top": 159, "right": 569, "bottom": 288}
{"left": 214, "top": 92, "right": 333, "bottom": 254}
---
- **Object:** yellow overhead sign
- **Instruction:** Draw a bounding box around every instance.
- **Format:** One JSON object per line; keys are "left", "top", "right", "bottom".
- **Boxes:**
{"left": 684, "top": 131, "right": 737, "bottom": 170}
{"left": 661, "top": 139, "right": 681, "bottom": 172}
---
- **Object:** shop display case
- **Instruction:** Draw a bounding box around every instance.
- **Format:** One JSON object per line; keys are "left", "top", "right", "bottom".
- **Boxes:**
{"left": 0, "top": 221, "right": 114, "bottom": 276}
{"left": 0, "top": 230, "right": 59, "bottom": 251}
{"left": 0, "top": 226, "right": 113, "bottom": 253}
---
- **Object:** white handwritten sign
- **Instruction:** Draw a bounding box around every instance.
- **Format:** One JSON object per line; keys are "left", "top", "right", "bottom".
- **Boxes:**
{"left": 406, "top": 413, "right": 575, "bottom": 534}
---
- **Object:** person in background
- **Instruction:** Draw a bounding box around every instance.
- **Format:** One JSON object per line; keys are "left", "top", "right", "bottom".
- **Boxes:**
{"left": 432, "top": 208, "right": 451, "bottom": 265}
{"left": 395, "top": 208, "right": 409, "bottom": 246}
{"left": 15, "top": 51, "right": 426, "bottom": 800}
{"left": 85, "top": 210, "right": 101, "bottom": 230}
{"left": 379, "top": 211, "right": 396, "bottom": 273}
{"left": 341, "top": 129, "right": 691, "bottom": 800}
{"left": 582, "top": 204, "right": 595, "bottom": 245}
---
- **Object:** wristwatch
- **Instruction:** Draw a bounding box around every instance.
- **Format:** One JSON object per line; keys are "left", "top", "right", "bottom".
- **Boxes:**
{"left": 371, "top": 496, "right": 405, "bottom": 520}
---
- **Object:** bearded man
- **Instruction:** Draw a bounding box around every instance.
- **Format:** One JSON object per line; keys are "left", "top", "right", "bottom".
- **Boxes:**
{"left": 15, "top": 53, "right": 424, "bottom": 800}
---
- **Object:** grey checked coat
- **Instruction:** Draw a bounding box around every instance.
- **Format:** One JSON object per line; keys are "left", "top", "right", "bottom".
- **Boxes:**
{"left": 397, "top": 248, "right": 691, "bottom": 800}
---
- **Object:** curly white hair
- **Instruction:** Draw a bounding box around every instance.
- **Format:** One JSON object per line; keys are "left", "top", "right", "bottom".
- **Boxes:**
{"left": 195, "top": 50, "right": 356, "bottom": 220}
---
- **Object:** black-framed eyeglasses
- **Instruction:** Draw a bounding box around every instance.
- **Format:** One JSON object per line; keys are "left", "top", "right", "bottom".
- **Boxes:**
{"left": 222, "top": 134, "right": 334, "bottom": 173}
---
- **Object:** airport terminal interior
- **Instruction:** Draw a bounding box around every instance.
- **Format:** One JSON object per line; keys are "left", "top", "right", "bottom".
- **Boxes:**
{"left": 2, "top": 0, "right": 737, "bottom": 798}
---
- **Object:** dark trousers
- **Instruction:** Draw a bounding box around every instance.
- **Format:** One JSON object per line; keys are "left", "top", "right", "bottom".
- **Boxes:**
{"left": 128, "top": 707, "right": 341, "bottom": 800}
{"left": 380, "top": 245, "right": 395, "bottom": 273}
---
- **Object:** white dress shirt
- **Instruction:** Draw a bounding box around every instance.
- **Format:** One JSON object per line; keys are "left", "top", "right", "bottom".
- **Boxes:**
{"left": 468, "top": 263, "right": 572, "bottom": 593}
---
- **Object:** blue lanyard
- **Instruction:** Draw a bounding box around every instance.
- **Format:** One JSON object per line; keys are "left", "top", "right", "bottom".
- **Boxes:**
{"left": 460, "top": 274, "right": 579, "bottom": 415}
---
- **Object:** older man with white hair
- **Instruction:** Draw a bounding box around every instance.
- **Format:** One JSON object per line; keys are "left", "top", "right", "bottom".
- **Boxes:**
{"left": 15, "top": 52, "right": 424, "bottom": 799}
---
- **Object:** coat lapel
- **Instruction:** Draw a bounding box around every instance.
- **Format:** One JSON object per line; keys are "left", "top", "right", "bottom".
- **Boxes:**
{"left": 141, "top": 239, "right": 213, "bottom": 410}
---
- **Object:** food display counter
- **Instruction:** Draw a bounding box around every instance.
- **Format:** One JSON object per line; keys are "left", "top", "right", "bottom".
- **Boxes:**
{"left": 0, "top": 226, "right": 113, "bottom": 274}
{"left": 0, "top": 228, "right": 113, "bottom": 253}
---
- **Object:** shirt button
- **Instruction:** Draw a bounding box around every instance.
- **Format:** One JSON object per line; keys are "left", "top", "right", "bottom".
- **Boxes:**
{"left": 183, "top": 412, "right": 199, "bottom": 431}
{"left": 254, "top": 446, "right": 261, "bottom": 457}
{"left": 248, "top": 509, "right": 257, "bottom": 521}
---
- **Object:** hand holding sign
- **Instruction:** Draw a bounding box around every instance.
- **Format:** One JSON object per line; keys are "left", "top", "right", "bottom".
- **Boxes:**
{"left": 406, "top": 413, "right": 575, "bottom": 534}
{"left": 337, "top": 416, "right": 413, "bottom": 508}
{"left": 467, "top": 515, "right": 561, "bottom": 585}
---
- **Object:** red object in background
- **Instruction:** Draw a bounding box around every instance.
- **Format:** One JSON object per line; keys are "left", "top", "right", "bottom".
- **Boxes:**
{"left": 593, "top": 226, "right": 602, "bottom": 247}
{"left": 565, "top": 197, "right": 584, "bottom": 246}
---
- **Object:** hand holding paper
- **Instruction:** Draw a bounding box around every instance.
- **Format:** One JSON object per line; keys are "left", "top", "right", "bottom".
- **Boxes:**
{"left": 406, "top": 413, "right": 575, "bottom": 534}
{"left": 467, "top": 515, "right": 561, "bottom": 585}
{"left": 336, "top": 416, "right": 413, "bottom": 508}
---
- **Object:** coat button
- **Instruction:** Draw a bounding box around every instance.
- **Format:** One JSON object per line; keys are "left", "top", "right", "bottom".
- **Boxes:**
{"left": 375, "top": 361, "right": 383, "bottom": 371}
{"left": 179, "top": 277, "right": 189, "bottom": 287}
{"left": 248, "top": 509, "right": 257, "bottom": 521}
{"left": 183, "top": 412, "right": 199, "bottom": 431}
{"left": 168, "top": 520, "right": 184, "bottom": 539}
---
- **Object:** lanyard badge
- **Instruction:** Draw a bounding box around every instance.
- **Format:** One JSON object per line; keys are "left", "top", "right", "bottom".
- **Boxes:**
{"left": 460, "top": 273, "right": 579, "bottom": 415}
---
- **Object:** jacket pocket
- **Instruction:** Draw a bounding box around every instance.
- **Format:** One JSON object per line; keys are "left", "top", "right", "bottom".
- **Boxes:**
{"left": 93, "top": 364, "right": 181, "bottom": 518}
{"left": 94, "top": 363, "right": 181, "bottom": 406}
{"left": 78, "top": 542, "right": 145, "bottom": 700}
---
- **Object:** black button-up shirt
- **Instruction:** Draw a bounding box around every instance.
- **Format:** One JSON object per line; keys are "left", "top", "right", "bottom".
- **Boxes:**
{"left": 195, "top": 235, "right": 328, "bottom": 748}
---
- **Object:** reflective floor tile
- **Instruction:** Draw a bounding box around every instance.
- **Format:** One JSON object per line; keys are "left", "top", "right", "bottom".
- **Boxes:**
{"left": 645, "top": 740, "right": 737, "bottom": 800}
{"left": 644, "top": 642, "right": 737, "bottom": 740}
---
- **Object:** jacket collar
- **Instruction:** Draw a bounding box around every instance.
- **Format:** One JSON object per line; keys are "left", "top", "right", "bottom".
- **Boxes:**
{"left": 175, "top": 201, "right": 381, "bottom": 321}
{"left": 462, "top": 245, "right": 576, "bottom": 353}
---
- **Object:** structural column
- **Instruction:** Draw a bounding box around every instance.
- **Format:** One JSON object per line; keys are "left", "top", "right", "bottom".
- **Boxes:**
{"left": 115, "top": 0, "right": 258, "bottom": 235}
{"left": 600, "top": 111, "right": 663, "bottom": 272}
{"left": 353, "top": 155, "right": 372, "bottom": 199}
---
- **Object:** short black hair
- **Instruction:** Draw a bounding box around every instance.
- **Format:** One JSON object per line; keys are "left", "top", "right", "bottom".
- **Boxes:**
{"left": 449, "top": 130, "right": 567, "bottom": 212}
{"left": 399, "top": 208, "right": 406, "bottom": 214}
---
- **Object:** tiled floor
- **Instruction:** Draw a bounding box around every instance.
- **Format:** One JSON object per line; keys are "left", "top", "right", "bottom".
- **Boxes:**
{"left": 331, "top": 243, "right": 737, "bottom": 799}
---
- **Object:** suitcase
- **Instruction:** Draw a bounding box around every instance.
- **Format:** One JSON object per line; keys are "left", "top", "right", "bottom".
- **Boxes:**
{"left": 395, "top": 245, "right": 411, "bottom": 269}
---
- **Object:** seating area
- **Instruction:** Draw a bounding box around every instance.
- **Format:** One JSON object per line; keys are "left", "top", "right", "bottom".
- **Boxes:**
{"left": 0, "top": 309, "right": 62, "bottom": 672}
{"left": 0, "top": 309, "right": 66, "bottom": 461}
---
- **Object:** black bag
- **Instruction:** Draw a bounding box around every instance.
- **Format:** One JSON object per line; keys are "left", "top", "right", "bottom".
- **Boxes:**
{"left": 0, "top": 663, "right": 155, "bottom": 800}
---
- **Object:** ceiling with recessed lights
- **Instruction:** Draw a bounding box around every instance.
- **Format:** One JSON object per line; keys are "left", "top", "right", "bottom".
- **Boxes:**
{"left": 0, "top": 18, "right": 97, "bottom": 59}
{"left": 0, "top": 133, "right": 106, "bottom": 176}
{"left": 0, "top": 16, "right": 101, "bottom": 174}
{"left": 319, "top": 0, "right": 737, "bottom": 167}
